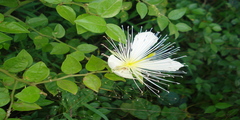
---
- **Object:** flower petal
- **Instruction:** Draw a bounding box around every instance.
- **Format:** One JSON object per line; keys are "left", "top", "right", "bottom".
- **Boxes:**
{"left": 108, "top": 55, "right": 134, "bottom": 79}
{"left": 130, "top": 32, "right": 158, "bottom": 61}
{"left": 138, "top": 58, "right": 184, "bottom": 71}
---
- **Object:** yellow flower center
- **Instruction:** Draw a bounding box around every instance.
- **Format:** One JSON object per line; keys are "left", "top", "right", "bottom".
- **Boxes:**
{"left": 123, "top": 52, "right": 156, "bottom": 68}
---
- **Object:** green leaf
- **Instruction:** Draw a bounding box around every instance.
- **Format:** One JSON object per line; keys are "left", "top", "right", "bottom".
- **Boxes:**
{"left": 56, "top": 5, "right": 76, "bottom": 24}
{"left": 76, "top": 24, "right": 88, "bottom": 34}
{"left": 26, "top": 14, "right": 48, "bottom": 28}
{"left": 210, "top": 23, "right": 222, "bottom": 32}
{"left": 105, "top": 24, "right": 126, "bottom": 43}
{"left": 17, "top": 49, "right": 33, "bottom": 67}
{"left": 168, "top": 8, "right": 187, "bottom": 20}
{"left": 148, "top": 5, "right": 159, "bottom": 16}
{"left": 0, "top": 108, "right": 6, "bottom": 120}
{"left": 143, "top": 0, "right": 163, "bottom": 4}
{"left": 35, "top": 95, "right": 54, "bottom": 106}
{"left": 50, "top": 43, "right": 70, "bottom": 54}
{"left": 33, "top": 36, "right": 49, "bottom": 49}
{"left": 0, "top": 32, "right": 12, "bottom": 43}
{"left": 136, "top": 2, "right": 148, "bottom": 19}
{"left": 3, "top": 76, "right": 25, "bottom": 90}
{"left": 122, "top": 2, "right": 132, "bottom": 11}
{"left": 69, "top": 51, "right": 85, "bottom": 61}
{"left": 52, "top": 24, "right": 65, "bottom": 38}
{"left": 0, "top": 13, "right": 4, "bottom": 22}
{"left": 168, "top": 23, "right": 179, "bottom": 39}
{"left": 83, "top": 74, "right": 101, "bottom": 92}
{"left": 12, "top": 101, "right": 41, "bottom": 111}
{"left": 215, "top": 102, "right": 232, "bottom": 109}
{"left": 213, "top": 39, "right": 224, "bottom": 45}
{"left": 3, "top": 57, "right": 28, "bottom": 73}
{"left": 122, "top": 98, "right": 161, "bottom": 119}
{"left": 0, "top": 0, "right": 18, "bottom": 7}
{"left": 77, "top": 44, "right": 98, "bottom": 53}
{"left": 210, "top": 44, "right": 218, "bottom": 53}
{"left": 83, "top": 103, "right": 109, "bottom": 120}
{"left": 61, "top": 55, "right": 82, "bottom": 74}
{"left": 74, "top": 15, "right": 107, "bottom": 33}
{"left": 204, "top": 106, "right": 216, "bottom": 113}
{"left": 57, "top": 80, "right": 78, "bottom": 94}
{"left": 88, "top": 0, "right": 122, "bottom": 18}
{"left": 86, "top": 55, "right": 106, "bottom": 71}
{"left": 104, "top": 73, "right": 126, "bottom": 82}
{"left": 23, "top": 62, "right": 50, "bottom": 82}
{"left": 44, "top": 82, "right": 58, "bottom": 96}
{"left": 157, "top": 16, "right": 169, "bottom": 31}
{"left": 43, "top": 0, "right": 62, "bottom": 4}
{"left": 0, "top": 22, "right": 30, "bottom": 33}
{"left": 176, "top": 23, "right": 192, "bottom": 32}
{"left": 0, "top": 88, "right": 10, "bottom": 107}
{"left": 15, "top": 86, "right": 40, "bottom": 103}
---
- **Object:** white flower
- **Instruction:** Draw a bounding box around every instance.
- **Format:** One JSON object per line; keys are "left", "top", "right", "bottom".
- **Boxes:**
{"left": 103, "top": 28, "right": 185, "bottom": 97}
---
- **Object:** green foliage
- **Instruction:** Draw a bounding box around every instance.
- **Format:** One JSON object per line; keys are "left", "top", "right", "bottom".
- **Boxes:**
{"left": 0, "top": 0, "right": 239, "bottom": 119}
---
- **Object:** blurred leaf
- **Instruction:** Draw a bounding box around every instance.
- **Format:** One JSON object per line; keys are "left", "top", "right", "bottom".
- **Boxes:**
{"left": 35, "top": 95, "right": 54, "bottom": 106}
{"left": 52, "top": 24, "right": 65, "bottom": 38}
{"left": 168, "top": 8, "right": 187, "bottom": 20}
{"left": 50, "top": 43, "right": 70, "bottom": 54}
{"left": 74, "top": 15, "right": 107, "bottom": 33}
{"left": 17, "top": 49, "right": 33, "bottom": 67}
{"left": 0, "top": 108, "right": 6, "bottom": 120}
{"left": 89, "top": 0, "right": 122, "bottom": 18}
{"left": 143, "top": 0, "right": 163, "bottom": 4}
{"left": 15, "top": 86, "right": 40, "bottom": 103}
{"left": 83, "top": 74, "right": 101, "bottom": 92}
{"left": 2, "top": 76, "right": 25, "bottom": 90}
{"left": 69, "top": 51, "right": 85, "bottom": 61}
{"left": 12, "top": 101, "right": 41, "bottom": 111}
{"left": 157, "top": 16, "right": 169, "bottom": 31}
{"left": 105, "top": 24, "right": 126, "bottom": 43}
{"left": 57, "top": 80, "right": 78, "bottom": 94}
{"left": 148, "top": 5, "right": 159, "bottom": 16}
{"left": 121, "top": 98, "right": 161, "bottom": 119}
{"left": 136, "top": 2, "right": 148, "bottom": 19}
{"left": 0, "top": 32, "right": 12, "bottom": 43}
{"left": 56, "top": 5, "right": 76, "bottom": 24}
{"left": 210, "top": 44, "right": 218, "bottom": 53}
{"left": 61, "top": 55, "right": 82, "bottom": 74}
{"left": 0, "top": 13, "right": 3, "bottom": 22}
{"left": 77, "top": 44, "right": 98, "bottom": 53}
{"left": 61, "top": 88, "right": 94, "bottom": 115}
{"left": 43, "top": 0, "right": 62, "bottom": 4}
{"left": 176, "top": 23, "right": 192, "bottom": 32}
{"left": 33, "top": 36, "right": 49, "bottom": 49}
{"left": 215, "top": 102, "right": 232, "bottom": 109}
{"left": 158, "top": 92, "right": 180, "bottom": 105}
{"left": 104, "top": 73, "right": 126, "bottom": 82}
{"left": 191, "top": 8, "right": 206, "bottom": 15}
{"left": 161, "top": 107, "right": 187, "bottom": 119}
{"left": 44, "top": 82, "right": 58, "bottom": 96}
{"left": 0, "top": 0, "right": 18, "bottom": 7}
{"left": 83, "top": 103, "right": 109, "bottom": 120}
{"left": 0, "top": 22, "right": 29, "bottom": 33}
{"left": 204, "top": 106, "right": 216, "bottom": 113}
{"left": 23, "top": 62, "right": 50, "bottom": 82}
{"left": 168, "top": 23, "right": 179, "bottom": 39}
{"left": 26, "top": 14, "right": 48, "bottom": 28}
{"left": 0, "top": 88, "right": 10, "bottom": 107}
{"left": 3, "top": 57, "right": 28, "bottom": 73}
{"left": 86, "top": 55, "right": 106, "bottom": 71}
{"left": 122, "top": 2, "right": 132, "bottom": 11}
